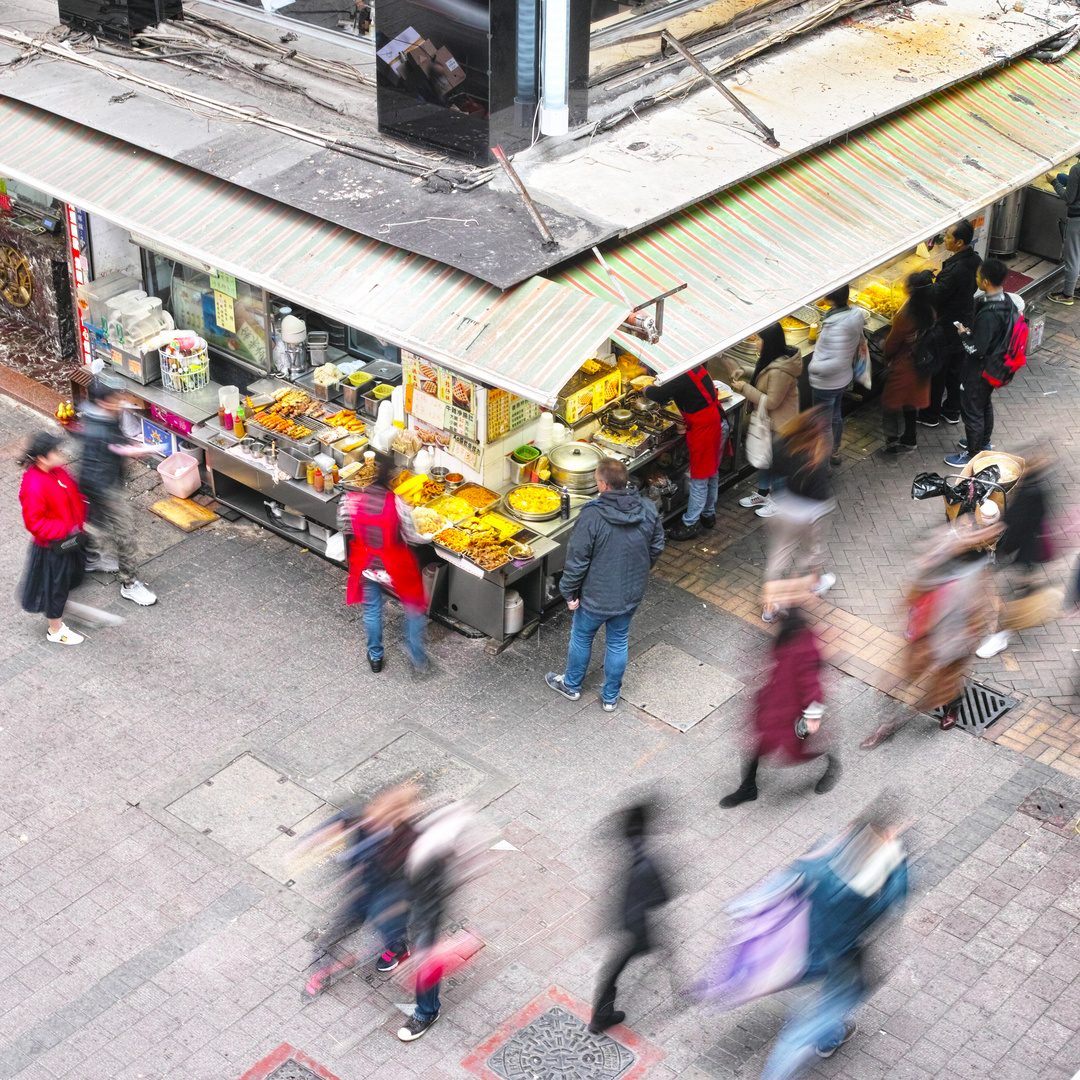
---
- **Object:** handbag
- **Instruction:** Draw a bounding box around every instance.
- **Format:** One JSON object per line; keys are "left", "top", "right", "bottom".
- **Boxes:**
{"left": 854, "top": 337, "right": 872, "bottom": 389}
{"left": 50, "top": 531, "right": 88, "bottom": 553}
{"left": 745, "top": 406, "right": 772, "bottom": 469}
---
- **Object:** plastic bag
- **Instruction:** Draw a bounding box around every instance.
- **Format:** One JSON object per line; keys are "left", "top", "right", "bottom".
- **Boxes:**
{"left": 911, "top": 473, "right": 949, "bottom": 500}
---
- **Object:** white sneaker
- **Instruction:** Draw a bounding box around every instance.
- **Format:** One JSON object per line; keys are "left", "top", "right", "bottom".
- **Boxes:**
{"left": 46, "top": 624, "right": 84, "bottom": 645}
{"left": 85, "top": 552, "right": 120, "bottom": 573}
{"left": 976, "top": 630, "right": 1011, "bottom": 659}
{"left": 812, "top": 572, "right": 837, "bottom": 596}
{"left": 120, "top": 580, "right": 157, "bottom": 606}
{"left": 755, "top": 499, "right": 778, "bottom": 518}
{"left": 739, "top": 492, "right": 768, "bottom": 509}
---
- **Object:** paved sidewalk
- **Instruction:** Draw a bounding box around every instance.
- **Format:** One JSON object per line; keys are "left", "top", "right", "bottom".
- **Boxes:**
{"left": 2, "top": 312, "right": 1080, "bottom": 1080}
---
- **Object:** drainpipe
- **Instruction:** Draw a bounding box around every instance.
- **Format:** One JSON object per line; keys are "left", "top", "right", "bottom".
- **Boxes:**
{"left": 515, "top": 0, "right": 538, "bottom": 127}
{"left": 540, "top": 0, "right": 569, "bottom": 136}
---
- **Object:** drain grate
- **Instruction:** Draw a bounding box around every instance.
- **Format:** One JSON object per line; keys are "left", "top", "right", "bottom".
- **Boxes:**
{"left": 931, "top": 682, "right": 1017, "bottom": 735}
{"left": 266, "top": 1062, "right": 323, "bottom": 1080}
{"left": 1019, "top": 788, "right": 1080, "bottom": 829}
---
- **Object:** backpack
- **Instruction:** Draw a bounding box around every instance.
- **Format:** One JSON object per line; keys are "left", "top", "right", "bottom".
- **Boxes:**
{"left": 982, "top": 297, "right": 1027, "bottom": 387}
{"left": 911, "top": 325, "right": 941, "bottom": 380}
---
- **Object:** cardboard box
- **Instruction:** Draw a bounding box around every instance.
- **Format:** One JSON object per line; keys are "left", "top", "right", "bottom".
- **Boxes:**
{"left": 141, "top": 417, "right": 177, "bottom": 458}
{"left": 376, "top": 26, "right": 420, "bottom": 77}
{"left": 432, "top": 47, "right": 465, "bottom": 93}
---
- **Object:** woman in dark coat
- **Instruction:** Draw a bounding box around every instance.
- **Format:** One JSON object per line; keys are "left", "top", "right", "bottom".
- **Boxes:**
{"left": 720, "top": 609, "right": 840, "bottom": 807}
{"left": 18, "top": 431, "right": 88, "bottom": 645}
{"left": 880, "top": 271, "right": 934, "bottom": 455}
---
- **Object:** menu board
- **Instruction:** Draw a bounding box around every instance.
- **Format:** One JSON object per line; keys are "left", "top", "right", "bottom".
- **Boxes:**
{"left": 403, "top": 350, "right": 477, "bottom": 416}
{"left": 445, "top": 404, "right": 478, "bottom": 442}
{"left": 488, "top": 387, "right": 540, "bottom": 441}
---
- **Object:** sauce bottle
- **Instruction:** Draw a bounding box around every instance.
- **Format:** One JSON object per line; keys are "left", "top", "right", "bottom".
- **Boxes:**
{"left": 306, "top": 460, "right": 316, "bottom": 486}
{"left": 233, "top": 408, "right": 246, "bottom": 439}
{"left": 223, "top": 410, "right": 234, "bottom": 432}
{"left": 332, "top": 464, "right": 340, "bottom": 485}
{"left": 323, "top": 471, "right": 335, "bottom": 497}
{"left": 313, "top": 468, "right": 325, "bottom": 494}
{"left": 218, "top": 404, "right": 226, "bottom": 427}
{"left": 560, "top": 486, "right": 571, "bottom": 521}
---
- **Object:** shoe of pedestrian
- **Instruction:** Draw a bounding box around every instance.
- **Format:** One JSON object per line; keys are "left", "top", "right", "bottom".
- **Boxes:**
{"left": 588, "top": 1010, "right": 625, "bottom": 1035}
{"left": 942, "top": 413, "right": 961, "bottom": 424}
{"left": 944, "top": 451, "right": 973, "bottom": 467}
{"left": 46, "top": 623, "right": 84, "bottom": 646}
{"left": 812, "top": 572, "right": 836, "bottom": 596}
{"left": 814, "top": 756, "right": 842, "bottom": 795}
{"left": 739, "top": 492, "right": 768, "bottom": 509}
{"left": 85, "top": 552, "right": 120, "bottom": 573}
{"left": 376, "top": 947, "right": 409, "bottom": 973}
{"left": 602, "top": 698, "right": 619, "bottom": 712}
{"left": 120, "top": 580, "right": 157, "bottom": 606}
{"left": 860, "top": 721, "right": 900, "bottom": 750}
{"left": 977, "top": 630, "right": 1011, "bottom": 659}
{"left": 666, "top": 521, "right": 701, "bottom": 542}
{"left": 1048, "top": 291, "right": 1075, "bottom": 306}
{"left": 545, "top": 672, "right": 581, "bottom": 701}
{"left": 397, "top": 1011, "right": 439, "bottom": 1041}
{"left": 699, "top": 514, "right": 717, "bottom": 530}
{"left": 916, "top": 416, "right": 940, "bottom": 428}
{"left": 940, "top": 706, "right": 960, "bottom": 730}
{"left": 882, "top": 443, "right": 915, "bottom": 456}
{"left": 755, "top": 498, "right": 778, "bottom": 518}
{"left": 368, "top": 652, "right": 383, "bottom": 673}
{"left": 719, "top": 784, "right": 758, "bottom": 809}
{"left": 816, "top": 1022, "right": 857, "bottom": 1058}
{"left": 830, "top": 454, "right": 842, "bottom": 468}
{"left": 958, "top": 439, "right": 992, "bottom": 451}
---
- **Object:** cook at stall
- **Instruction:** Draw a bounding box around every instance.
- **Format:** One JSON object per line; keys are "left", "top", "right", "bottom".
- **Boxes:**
{"left": 635, "top": 364, "right": 723, "bottom": 541}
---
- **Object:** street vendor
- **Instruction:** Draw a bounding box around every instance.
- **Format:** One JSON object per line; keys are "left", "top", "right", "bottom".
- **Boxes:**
{"left": 634, "top": 364, "right": 723, "bottom": 541}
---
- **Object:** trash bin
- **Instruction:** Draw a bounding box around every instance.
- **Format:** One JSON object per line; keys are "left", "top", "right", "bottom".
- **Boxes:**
{"left": 157, "top": 452, "right": 201, "bottom": 499}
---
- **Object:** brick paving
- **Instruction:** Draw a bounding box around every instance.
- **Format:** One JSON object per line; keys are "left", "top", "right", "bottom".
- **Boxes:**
{"left": 1, "top": 298, "right": 1080, "bottom": 1080}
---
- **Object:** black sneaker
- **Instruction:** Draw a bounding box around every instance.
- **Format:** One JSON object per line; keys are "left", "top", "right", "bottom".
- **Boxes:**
{"left": 816, "top": 1021, "right": 857, "bottom": 1057}
{"left": 942, "top": 413, "right": 961, "bottom": 424}
{"left": 665, "top": 521, "right": 701, "bottom": 542}
{"left": 369, "top": 652, "right": 383, "bottom": 673}
{"left": 719, "top": 785, "right": 758, "bottom": 809}
{"left": 376, "top": 947, "right": 408, "bottom": 972}
{"left": 699, "top": 514, "right": 717, "bottom": 530}
{"left": 588, "top": 1010, "right": 625, "bottom": 1034}
{"left": 397, "top": 1011, "right": 439, "bottom": 1041}
{"left": 916, "top": 416, "right": 940, "bottom": 428}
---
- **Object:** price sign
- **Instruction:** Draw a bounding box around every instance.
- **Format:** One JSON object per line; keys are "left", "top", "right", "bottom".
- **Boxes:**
{"left": 208, "top": 271, "right": 237, "bottom": 299}
{"left": 214, "top": 291, "right": 236, "bottom": 332}
{"left": 410, "top": 387, "right": 447, "bottom": 429}
{"left": 449, "top": 437, "right": 481, "bottom": 470}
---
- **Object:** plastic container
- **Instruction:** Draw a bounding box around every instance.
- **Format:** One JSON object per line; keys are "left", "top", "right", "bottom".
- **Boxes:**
{"left": 504, "top": 590, "right": 524, "bottom": 635}
{"left": 157, "top": 452, "right": 201, "bottom": 499}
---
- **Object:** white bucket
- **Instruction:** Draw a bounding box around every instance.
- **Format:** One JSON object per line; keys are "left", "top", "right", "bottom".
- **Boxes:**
{"left": 504, "top": 589, "right": 524, "bottom": 635}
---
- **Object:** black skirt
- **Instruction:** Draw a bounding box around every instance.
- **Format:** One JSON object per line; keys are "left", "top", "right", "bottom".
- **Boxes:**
{"left": 20, "top": 542, "right": 86, "bottom": 620}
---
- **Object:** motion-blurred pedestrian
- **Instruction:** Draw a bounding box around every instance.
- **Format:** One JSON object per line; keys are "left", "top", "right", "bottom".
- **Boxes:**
{"left": 546, "top": 459, "right": 664, "bottom": 711}
{"left": 720, "top": 609, "right": 839, "bottom": 808}
{"left": 808, "top": 285, "right": 865, "bottom": 467}
{"left": 757, "top": 799, "right": 908, "bottom": 1080}
{"left": 78, "top": 375, "right": 158, "bottom": 606}
{"left": 978, "top": 448, "right": 1058, "bottom": 658}
{"left": 589, "top": 801, "right": 670, "bottom": 1034}
{"left": 880, "top": 270, "right": 935, "bottom": 456}
{"left": 761, "top": 406, "right": 837, "bottom": 622}
{"left": 18, "top": 431, "right": 88, "bottom": 645}
{"left": 732, "top": 321, "right": 802, "bottom": 516}
{"left": 340, "top": 461, "right": 428, "bottom": 673}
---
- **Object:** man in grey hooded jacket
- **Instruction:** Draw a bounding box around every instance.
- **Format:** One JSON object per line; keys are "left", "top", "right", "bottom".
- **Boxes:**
{"left": 546, "top": 459, "right": 664, "bottom": 711}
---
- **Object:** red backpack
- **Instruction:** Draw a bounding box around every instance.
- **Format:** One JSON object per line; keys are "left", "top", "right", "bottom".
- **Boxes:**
{"left": 984, "top": 302, "right": 1027, "bottom": 387}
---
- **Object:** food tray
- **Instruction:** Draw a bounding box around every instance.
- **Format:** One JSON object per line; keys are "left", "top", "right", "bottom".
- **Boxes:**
{"left": 425, "top": 494, "right": 475, "bottom": 523}
{"left": 461, "top": 511, "right": 522, "bottom": 541}
{"left": 466, "top": 545, "right": 512, "bottom": 572}
{"left": 454, "top": 483, "right": 501, "bottom": 511}
{"left": 504, "top": 484, "right": 562, "bottom": 522}
{"left": 294, "top": 369, "right": 344, "bottom": 402}
{"left": 412, "top": 507, "right": 450, "bottom": 539}
{"left": 245, "top": 412, "right": 319, "bottom": 453}
{"left": 432, "top": 527, "right": 471, "bottom": 554}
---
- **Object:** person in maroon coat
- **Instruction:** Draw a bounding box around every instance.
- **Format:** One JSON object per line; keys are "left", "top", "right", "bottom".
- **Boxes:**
{"left": 720, "top": 609, "right": 840, "bottom": 807}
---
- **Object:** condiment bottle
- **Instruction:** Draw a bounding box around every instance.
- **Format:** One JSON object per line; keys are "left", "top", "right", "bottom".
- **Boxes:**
{"left": 332, "top": 464, "right": 340, "bottom": 484}
{"left": 313, "top": 468, "right": 325, "bottom": 493}
{"left": 306, "top": 460, "right": 316, "bottom": 486}
{"left": 218, "top": 404, "right": 226, "bottom": 427}
{"left": 233, "top": 408, "right": 246, "bottom": 439}
{"left": 560, "top": 486, "right": 571, "bottom": 521}
{"left": 324, "top": 471, "right": 335, "bottom": 496}
{"left": 223, "top": 410, "right": 234, "bottom": 431}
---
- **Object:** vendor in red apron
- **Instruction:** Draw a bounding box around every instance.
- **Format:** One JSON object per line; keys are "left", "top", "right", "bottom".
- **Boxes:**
{"left": 637, "top": 364, "right": 724, "bottom": 541}
{"left": 339, "top": 462, "right": 428, "bottom": 674}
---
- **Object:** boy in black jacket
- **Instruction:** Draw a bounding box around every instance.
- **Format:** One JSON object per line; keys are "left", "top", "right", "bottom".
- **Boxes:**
{"left": 945, "top": 259, "right": 1018, "bottom": 468}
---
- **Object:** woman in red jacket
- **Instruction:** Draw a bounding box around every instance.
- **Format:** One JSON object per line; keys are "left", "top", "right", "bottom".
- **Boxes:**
{"left": 18, "top": 432, "right": 88, "bottom": 645}
{"left": 719, "top": 609, "right": 840, "bottom": 807}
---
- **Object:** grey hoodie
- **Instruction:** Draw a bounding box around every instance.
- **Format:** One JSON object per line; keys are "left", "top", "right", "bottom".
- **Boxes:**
{"left": 560, "top": 487, "right": 665, "bottom": 618}
{"left": 808, "top": 305, "right": 866, "bottom": 390}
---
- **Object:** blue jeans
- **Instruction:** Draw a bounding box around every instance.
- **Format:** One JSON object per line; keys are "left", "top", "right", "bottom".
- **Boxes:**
{"left": 563, "top": 606, "right": 635, "bottom": 704}
{"left": 811, "top": 387, "right": 844, "bottom": 456}
{"left": 364, "top": 580, "right": 427, "bottom": 666}
{"left": 760, "top": 953, "right": 864, "bottom": 1080}
{"left": 413, "top": 926, "right": 441, "bottom": 1022}
{"left": 683, "top": 472, "right": 719, "bottom": 526}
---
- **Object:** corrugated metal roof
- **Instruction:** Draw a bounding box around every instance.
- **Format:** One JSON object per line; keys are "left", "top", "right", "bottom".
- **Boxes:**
{"left": 554, "top": 53, "right": 1080, "bottom": 382}
{"left": 0, "top": 94, "right": 625, "bottom": 406}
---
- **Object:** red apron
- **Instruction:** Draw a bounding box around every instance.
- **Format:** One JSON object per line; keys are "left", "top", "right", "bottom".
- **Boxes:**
{"left": 346, "top": 490, "right": 426, "bottom": 611}
{"left": 683, "top": 366, "right": 723, "bottom": 479}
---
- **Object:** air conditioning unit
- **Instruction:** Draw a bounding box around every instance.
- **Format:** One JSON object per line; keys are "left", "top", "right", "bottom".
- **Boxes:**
{"left": 58, "top": 0, "right": 183, "bottom": 42}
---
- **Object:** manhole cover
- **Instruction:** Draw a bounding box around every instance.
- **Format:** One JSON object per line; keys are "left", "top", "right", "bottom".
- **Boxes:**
{"left": 486, "top": 1006, "right": 636, "bottom": 1080}
{"left": 266, "top": 1061, "right": 324, "bottom": 1080}
{"left": 336, "top": 731, "right": 484, "bottom": 802}
{"left": 621, "top": 643, "right": 743, "bottom": 731}
{"left": 166, "top": 753, "right": 324, "bottom": 857}
{"left": 1019, "top": 788, "right": 1080, "bottom": 828}
{"left": 931, "top": 683, "right": 1016, "bottom": 735}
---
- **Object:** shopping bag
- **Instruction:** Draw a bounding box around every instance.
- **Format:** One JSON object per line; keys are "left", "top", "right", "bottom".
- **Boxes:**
{"left": 1000, "top": 587, "right": 1065, "bottom": 631}
{"left": 854, "top": 337, "right": 872, "bottom": 389}
{"left": 745, "top": 407, "right": 772, "bottom": 469}
{"left": 695, "top": 871, "right": 809, "bottom": 1008}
